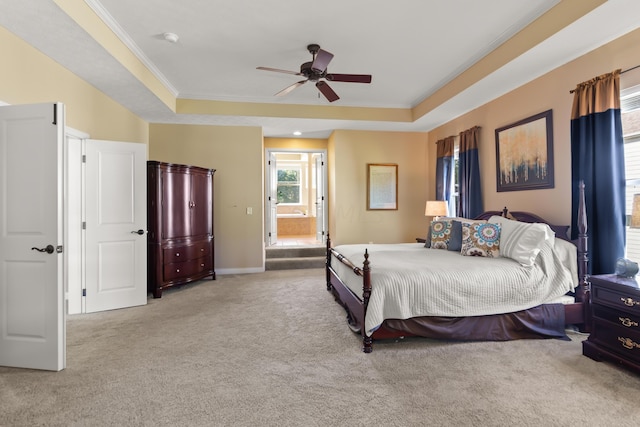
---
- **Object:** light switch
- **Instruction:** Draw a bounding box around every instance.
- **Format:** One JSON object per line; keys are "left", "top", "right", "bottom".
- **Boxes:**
{"left": 246, "top": 207, "right": 252, "bottom": 215}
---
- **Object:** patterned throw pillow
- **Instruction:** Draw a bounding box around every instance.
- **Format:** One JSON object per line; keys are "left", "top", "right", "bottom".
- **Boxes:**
{"left": 461, "top": 222, "right": 501, "bottom": 257}
{"left": 430, "top": 220, "right": 453, "bottom": 250}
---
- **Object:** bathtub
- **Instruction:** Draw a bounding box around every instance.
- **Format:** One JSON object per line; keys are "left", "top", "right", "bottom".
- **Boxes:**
{"left": 277, "top": 215, "right": 316, "bottom": 235}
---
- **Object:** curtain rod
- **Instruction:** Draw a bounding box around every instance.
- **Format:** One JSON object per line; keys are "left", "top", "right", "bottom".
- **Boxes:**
{"left": 569, "top": 66, "right": 639, "bottom": 94}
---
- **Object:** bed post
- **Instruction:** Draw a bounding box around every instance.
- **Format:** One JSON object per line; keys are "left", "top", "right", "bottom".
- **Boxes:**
{"left": 326, "top": 234, "right": 332, "bottom": 291}
{"left": 362, "top": 250, "right": 373, "bottom": 353}
{"left": 576, "top": 180, "right": 591, "bottom": 331}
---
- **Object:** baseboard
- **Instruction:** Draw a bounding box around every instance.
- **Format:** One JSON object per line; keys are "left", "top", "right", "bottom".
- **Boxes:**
{"left": 216, "top": 267, "right": 265, "bottom": 275}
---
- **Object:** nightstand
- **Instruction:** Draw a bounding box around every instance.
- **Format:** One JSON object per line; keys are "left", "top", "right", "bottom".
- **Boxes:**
{"left": 583, "top": 274, "right": 640, "bottom": 374}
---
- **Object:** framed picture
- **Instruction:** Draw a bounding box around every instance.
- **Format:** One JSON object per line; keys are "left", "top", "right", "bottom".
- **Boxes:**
{"left": 495, "top": 109, "right": 554, "bottom": 192}
{"left": 367, "top": 163, "right": 398, "bottom": 210}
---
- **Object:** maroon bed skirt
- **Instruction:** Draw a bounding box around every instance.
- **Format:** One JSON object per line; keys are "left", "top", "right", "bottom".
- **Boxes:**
{"left": 379, "top": 303, "right": 569, "bottom": 342}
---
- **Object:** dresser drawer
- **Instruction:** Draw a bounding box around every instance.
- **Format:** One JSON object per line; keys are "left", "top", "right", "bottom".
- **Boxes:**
{"left": 163, "top": 241, "right": 211, "bottom": 261}
{"left": 589, "top": 318, "right": 640, "bottom": 364}
{"left": 593, "top": 305, "right": 640, "bottom": 332}
{"left": 591, "top": 284, "right": 640, "bottom": 316}
{"left": 163, "top": 257, "right": 213, "bottom": 282}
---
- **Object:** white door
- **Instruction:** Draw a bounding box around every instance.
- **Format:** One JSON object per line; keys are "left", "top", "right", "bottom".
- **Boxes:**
{"left": 266, "top": 152, "right": 278, "bottom": 246}
{"left": 84, "top": 140, "right": 147, "bottom": 313}
{"left": 314, "top": 153, "right": 326, "bottom": 242}
{"left": 0, "top": 103, "right": 65, "bottom": 371}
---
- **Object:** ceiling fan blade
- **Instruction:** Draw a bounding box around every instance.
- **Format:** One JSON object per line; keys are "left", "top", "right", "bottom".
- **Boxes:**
{"left": 275, "top": 80, "right": 307, "bottom": 97}
{"left": 316, "top": 81, "right": 339, "bottom": 102}
{"left": 311, "top": 48, "right": 334, "bottom": 73}
{"left": 326, "top": 73, "right": 372, "bottom": 83}
{"left": 257, "top": 66, "right": 302, "bottom": 76}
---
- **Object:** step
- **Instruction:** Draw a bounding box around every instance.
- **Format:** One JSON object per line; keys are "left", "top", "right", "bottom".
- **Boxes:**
{"left": 265, "top": 246, "right": 326, "bottom": 259}
{"left": 265, "top": 256, "right": 326, "bottom": 270}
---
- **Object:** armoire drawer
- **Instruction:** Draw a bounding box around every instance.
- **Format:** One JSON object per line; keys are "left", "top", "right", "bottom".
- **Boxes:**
{"left": 163, "top": 257, "right": 213, "bottom": 282}
{"left": 163, "top": 241, "right": 211, "bottom": 261}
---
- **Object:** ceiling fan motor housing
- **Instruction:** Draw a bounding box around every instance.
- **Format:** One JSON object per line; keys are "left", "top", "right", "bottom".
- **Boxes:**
{"left": 300, "top": 61, "right": 324, "bottom": 81}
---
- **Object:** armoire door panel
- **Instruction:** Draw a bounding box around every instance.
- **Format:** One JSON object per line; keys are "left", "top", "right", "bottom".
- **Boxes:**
{"left": 162, "top": 169, "right": 190, "bottom": 239}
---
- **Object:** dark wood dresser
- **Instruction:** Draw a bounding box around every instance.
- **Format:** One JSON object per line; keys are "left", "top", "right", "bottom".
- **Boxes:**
{"left": 583, "top": 274, "right": 640, "bottom": 374}
{"left": 147, "top": 161, "right": 216, "bottom": 298}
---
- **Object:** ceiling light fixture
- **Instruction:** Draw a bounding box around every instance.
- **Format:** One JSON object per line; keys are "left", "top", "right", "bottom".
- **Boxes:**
{"left": 293, "top": 131, "right": 302, "bottom": 136}
{"left": 163, "top": 32, "right": 179, "bottom": 43}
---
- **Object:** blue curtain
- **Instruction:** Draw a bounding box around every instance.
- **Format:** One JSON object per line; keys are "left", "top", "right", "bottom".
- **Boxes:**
{"left": 570, "top": 70, "right": 625, "bottom": 274}
{"left": 458, "top": 126, "right": 483, "bottom": 218}
{"left": 435, "top": 136, "right": 455, "bottom": 204}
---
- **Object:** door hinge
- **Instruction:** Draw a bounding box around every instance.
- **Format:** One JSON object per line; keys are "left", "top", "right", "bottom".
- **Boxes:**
{"left": 82, "top": 155, "right": 86, "bottom": 163}
{"left": 52, "top": 104, "right": 57, "bottom": 125}
{"left": 82, "top": 289, "right": 86, "bottom": 297}
{"left": 268, "top": 232, "right": 272, "bottom": 237}
{"left": 82, "top": 221, "right": 86, "bottom": 230}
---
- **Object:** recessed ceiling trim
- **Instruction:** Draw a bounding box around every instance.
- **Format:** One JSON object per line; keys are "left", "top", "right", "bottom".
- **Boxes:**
{"left": 82, "top": 0, "right": 179, "bottom": 98}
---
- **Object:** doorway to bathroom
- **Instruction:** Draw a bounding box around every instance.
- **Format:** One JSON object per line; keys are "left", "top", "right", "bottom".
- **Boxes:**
{"left": 265, "top": 149, "right": 327, "bottom": 247}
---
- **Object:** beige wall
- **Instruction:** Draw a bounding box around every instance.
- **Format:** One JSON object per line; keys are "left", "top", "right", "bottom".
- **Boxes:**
{"left": 428, "top": 27, "right": 640, "bottom": 228}
{"left": 264, "top": 137, "right": 328, "bottom": 150}
{"left": 329, "top": 130, "right": 429, "bottom": 245}
{"left": 0, "top": 26, "right": 148, "bottom": 143}
{"left": 149, "top": 123, "right": 265, "bottom": 272}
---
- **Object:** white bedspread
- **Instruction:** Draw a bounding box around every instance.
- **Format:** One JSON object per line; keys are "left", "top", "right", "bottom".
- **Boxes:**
{"left": 331, "top": 241, "right": 577, "bottom": 336}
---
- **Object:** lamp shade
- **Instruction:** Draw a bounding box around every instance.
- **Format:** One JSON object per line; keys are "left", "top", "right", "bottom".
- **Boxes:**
{"left": 425, "top": 200, "right": 448, "bottom": 217}
{"left": 632, "top": 194, "right": 640, "bottom": 228}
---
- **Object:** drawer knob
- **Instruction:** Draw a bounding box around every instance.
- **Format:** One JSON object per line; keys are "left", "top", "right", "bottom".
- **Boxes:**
{"left": 619, "top": 317, "right": 639, "bottom": 328}
{"left": 175, "top": 253, "right": 180, "bottom": 257}
{"left": 618, "top": 336, "right": 640, "bottom": 350}
{"left": 201, "top": 248, "right": 205, "bottom": 252}
{"left": 620, "top": 297, "right": 639, "bottom": 307}
{"left": 176, "top": 269, "right": 180, "bottom": 273}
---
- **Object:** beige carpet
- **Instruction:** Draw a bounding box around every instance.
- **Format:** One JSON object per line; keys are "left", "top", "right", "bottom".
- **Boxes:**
{"left": 1, "top": 268, "right": 639, "bottom": 427}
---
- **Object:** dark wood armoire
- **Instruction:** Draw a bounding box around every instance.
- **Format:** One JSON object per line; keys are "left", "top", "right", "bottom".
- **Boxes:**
{"left": 147, "top": 161, "right": 216, "bottom": 298}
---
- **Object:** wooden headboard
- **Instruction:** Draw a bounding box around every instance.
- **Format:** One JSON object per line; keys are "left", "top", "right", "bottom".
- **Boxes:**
{"left": 474, "top": 208, "right": 570, "bottom": 241}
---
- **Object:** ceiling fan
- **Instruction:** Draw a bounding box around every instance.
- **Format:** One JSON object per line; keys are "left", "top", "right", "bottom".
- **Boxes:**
{"left": 257, "top": 44, "right": 372, "bottom": 102}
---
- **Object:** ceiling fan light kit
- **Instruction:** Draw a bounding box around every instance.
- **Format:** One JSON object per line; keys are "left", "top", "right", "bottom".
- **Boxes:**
{"left": 257, "top": 44, "right": 372, "bottom": 102}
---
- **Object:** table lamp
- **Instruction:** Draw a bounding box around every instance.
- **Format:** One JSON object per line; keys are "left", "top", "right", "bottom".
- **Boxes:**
{"left": 424, "top": 200, "right": 448, "bottom": 221}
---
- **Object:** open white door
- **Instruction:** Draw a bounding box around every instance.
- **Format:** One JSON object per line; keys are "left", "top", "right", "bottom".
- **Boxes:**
{"left": 265, "top": 152, "right": 278, "bottom": 246}
{"left": 84, "top": 140, "right": 147, "bottom": 313}
{"left": 0, "top": 103, "right": 65, "bottom": 371}
{"left": 314, "top": 153, "right": 326, "bottom": 243}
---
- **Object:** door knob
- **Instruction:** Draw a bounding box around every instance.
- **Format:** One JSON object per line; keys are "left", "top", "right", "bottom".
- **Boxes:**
{"left": 131, "top": 229, "right": 145, "bottom": 235}
{"left": 31, "top": 244, "right": 55, "bottom": 254}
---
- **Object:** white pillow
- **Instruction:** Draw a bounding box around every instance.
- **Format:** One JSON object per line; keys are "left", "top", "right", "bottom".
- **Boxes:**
{"left": 488, "top": 216, "right": 555, "bottom": 266}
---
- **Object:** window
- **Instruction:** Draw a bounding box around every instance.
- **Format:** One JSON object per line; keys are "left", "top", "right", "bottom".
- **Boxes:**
{"left": 621, "top": 89, "right": 640, "bottom": 260}
{"left": 277, "top": 166, "right": 301, "bottom": 204}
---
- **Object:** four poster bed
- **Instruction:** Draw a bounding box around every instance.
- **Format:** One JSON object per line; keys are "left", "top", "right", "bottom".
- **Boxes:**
{"left": 325, "top": 185, "right": 590, "bottom": 353}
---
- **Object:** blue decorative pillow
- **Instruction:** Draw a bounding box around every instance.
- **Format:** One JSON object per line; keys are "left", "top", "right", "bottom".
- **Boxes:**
{"left": 448, "top": 220, "right": 463, "bottom": 252}
{"left": 461, "top": 222, "right": 501, "bottom": 257}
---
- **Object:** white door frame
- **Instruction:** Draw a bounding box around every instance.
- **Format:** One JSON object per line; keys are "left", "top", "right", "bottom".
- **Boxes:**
{"left": 65, "top": 127, "right": 89, "bottom": 315}
{"left": 264, "top": 148, "right": 327, "bottom": 246}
